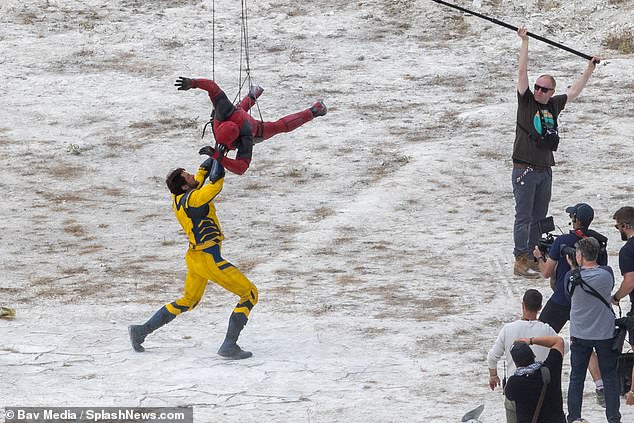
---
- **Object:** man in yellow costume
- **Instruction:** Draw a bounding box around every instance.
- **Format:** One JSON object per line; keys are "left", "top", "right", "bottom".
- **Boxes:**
{"left": 128, "top": 157, "right": 257, "bottom": 359}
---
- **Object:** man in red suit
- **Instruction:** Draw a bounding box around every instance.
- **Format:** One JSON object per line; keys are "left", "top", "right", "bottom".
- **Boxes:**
{"left": 176, "top": 77, "right": 327, "bottom": 175}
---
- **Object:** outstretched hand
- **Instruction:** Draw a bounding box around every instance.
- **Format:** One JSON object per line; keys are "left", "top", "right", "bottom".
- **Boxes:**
{"left": 517, "top": 26, "right": 528, "bottom": 41}
{"left": 175, "top": 76, "right": 194, "bottom": 91}
{"left": 199, "top": 145, "right": 217, "bottom": 157}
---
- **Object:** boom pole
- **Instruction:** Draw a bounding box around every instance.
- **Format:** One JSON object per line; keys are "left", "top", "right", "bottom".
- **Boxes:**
{"left": 431, "top": 0, "right": 598, "bottom": 63}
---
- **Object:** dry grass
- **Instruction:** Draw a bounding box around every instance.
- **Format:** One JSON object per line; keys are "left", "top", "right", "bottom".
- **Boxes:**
{"left": 537, "top": 0, "right": 561, "bottom": 11}
{"left": 313, "top": 206, "right": 335, "bottom": 220}
{"left": 61, "top": 266, "right": 88, "bottom": 275}
{"left": 103, "top": 135, "right": 144, "bottom": 153}
{"left": 603, "top": 31, "right": 634, "bottom": 54}
{"left": 476, "top": 148, "right": 506, "bottom": 160}
{"left": 266, "top": 45, "right": 286, "bottom": 53}
{"left": 286, "top": 7, "right": 308, "bottom": 17}
{"left": 49, "top": 163, "right": 85, "bottom": 179}
{"left": 63, "top": 219, "right": 87, "bottom": 237}
{"left": 358, "top": 326, "right": 389, "bottom": 339}
{"left": 40, "top": 191, "right": 89, "bottom": 204}
{"left": 95, "top": 186, "right": 125, "bottom": 197}
{"left": 442, "top": 15, "right": 470, "bottom": 39}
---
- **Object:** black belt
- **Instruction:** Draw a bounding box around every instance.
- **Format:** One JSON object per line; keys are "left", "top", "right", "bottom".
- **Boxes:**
{"left": 513, "top": 162, "right": 550, "bottom": 171}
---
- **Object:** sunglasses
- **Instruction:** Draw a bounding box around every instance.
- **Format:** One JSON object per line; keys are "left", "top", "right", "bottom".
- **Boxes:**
{"left": 534, "top": 84, "right": 554, "bottom": 93}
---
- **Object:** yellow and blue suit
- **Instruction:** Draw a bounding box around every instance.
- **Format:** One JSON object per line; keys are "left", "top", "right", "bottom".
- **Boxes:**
{"left": 166, "top": 163, "right": 258, "bottom": 319}
{"left": 128, "top": 160, "right": 257, "bottom": 354}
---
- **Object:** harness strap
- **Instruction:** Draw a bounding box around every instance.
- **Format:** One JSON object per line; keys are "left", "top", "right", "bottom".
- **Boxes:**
{"left": 531, "top": 366, "right": 551, "bottom": 423}
{"left": 567, "top": 269, "right": 615, "bottom": 314}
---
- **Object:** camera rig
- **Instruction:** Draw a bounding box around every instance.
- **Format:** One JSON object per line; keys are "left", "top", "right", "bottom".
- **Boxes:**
{"left": 537, "top": 216, "right": 559, "bottom": 255}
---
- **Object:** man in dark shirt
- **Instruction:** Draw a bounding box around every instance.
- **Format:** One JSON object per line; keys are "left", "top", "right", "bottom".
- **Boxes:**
{"left": 611, "top": 206, "right": 634, "bottom": 315}
{"left": 511, "top": 26, "right": 598, "bottom": 278}
{"left": 505, "top": 335, "right": 566, "bottom": 423}
{"left": 610, "top": 206, "right": 634, "bottom": 405}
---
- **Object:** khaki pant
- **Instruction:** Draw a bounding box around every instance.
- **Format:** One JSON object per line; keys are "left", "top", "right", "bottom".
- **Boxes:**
{"left": 504, "top": 397, "right": 517, "bottom": 423}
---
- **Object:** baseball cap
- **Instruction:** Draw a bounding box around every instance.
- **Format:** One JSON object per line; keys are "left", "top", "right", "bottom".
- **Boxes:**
{"left": 565, "top": 203, "right": 594, "bottom": 227}
{"left": 510, "top": 341, "right": 536, "bottom": 367}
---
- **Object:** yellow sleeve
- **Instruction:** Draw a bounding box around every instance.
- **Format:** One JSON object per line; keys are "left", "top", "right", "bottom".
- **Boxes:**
{"left": 187, "top": 177, "right": 224, "bottom": 208}
{"left": 194, "top": 167, "right": 208, "bottom": 188}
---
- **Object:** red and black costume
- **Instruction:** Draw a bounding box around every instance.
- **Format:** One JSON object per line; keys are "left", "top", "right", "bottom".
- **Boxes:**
{"left": 192, "top": 79, "right": 316, "bottom": 175}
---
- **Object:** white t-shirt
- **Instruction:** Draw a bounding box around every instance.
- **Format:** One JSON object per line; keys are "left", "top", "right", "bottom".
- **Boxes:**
{"left": 488, "top": 319, "right": 565, "bottom": 375}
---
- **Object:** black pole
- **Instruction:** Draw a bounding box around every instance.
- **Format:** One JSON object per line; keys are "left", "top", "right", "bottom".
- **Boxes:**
{"left": 431, "top": 0, "right": 597, "bottom": 63}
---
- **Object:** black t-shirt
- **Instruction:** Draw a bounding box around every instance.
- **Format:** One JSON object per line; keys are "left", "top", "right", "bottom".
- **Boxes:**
{"left": 620, "top": 237, "right": 634, "bottom": 310}
{"left": 505, "top": 349, "right": 565, "bottom": 423}
{"left": 513, "top": 90, "right": 567, "bottom": 167}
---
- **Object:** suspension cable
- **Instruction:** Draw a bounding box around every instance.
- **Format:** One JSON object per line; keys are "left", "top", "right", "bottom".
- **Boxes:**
{"left": 239, "top": 0, "right": 262, "bottom": 120}
{"left": 212, "top": 0, "right": 215, "bottom": 80}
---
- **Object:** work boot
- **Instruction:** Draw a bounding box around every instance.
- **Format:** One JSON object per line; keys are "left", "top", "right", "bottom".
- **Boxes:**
{"left": 514, "top": 254, "right": 541, "bottom": 279}
{"left": 128, "top": 306, "right": 176, "bottom": 352}
{"left": 310, "top": 100, "right": 327, "bottom": 117}
{"left": 218, "top": 312, "right": 252, "bottom": 360}
{"left": 248, "top": 84, "right": 264, "bottom": 100}
{"left": 527, "top": 256, "right": 540, "bottom": 272}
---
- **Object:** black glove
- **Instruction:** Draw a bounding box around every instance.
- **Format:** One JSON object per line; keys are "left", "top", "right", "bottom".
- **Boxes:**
{"left": 199, "top": 145, "right": 218, "bottom": 157}
{"left": 175, "top": 76, "right": 195, "bottom": 91}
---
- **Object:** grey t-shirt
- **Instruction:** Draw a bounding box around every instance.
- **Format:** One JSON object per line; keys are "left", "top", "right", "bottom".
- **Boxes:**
{"left": 566, "top": 266, "right": 615, "bottom": 340}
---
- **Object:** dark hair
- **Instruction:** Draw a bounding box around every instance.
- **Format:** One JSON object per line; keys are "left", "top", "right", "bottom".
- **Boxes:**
{"left": 166, "top": 168, "right": 186, "bottom": 195}
{"left": 575, "top": 237, "right": 600, "bottom": 262}
{"left": 510, "top": 341, "right": 535, "bottom": 367}
{"left": 522, "top": 289, "right": 543, "bottom": 312}
{"left": 613, "top": 206, "right": 634, "bottom": 227}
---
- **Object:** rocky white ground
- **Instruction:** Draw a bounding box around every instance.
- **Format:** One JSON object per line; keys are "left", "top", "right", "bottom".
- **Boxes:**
{"left": 1, "top": 0, "right": 633, "bottom": 421}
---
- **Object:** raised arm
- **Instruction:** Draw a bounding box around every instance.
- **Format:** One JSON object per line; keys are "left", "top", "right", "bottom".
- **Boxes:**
{"left": 517, "top": 335, "right": 564, "bottom": 357}
{"left": 188, "top": 178, "right": 224, "bottom": 207}
{"left": 199, "top": 144, "right": 251, "bottom": 176}
{"left": 517, "top": 27, "right": 529, "bottom": 95}
{"left": 566, "top": 57, "right": 599, "bottom": 103}
{"left": 175, "top": 77, "right": 235, "bottom": 120}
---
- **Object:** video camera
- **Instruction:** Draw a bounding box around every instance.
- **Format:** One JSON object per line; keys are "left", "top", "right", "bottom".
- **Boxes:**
{"left": 537, "top": 216, "right": 579, "bottom": 266}
{"left": 537, "top": 216, "right": 557, "bottom": 255}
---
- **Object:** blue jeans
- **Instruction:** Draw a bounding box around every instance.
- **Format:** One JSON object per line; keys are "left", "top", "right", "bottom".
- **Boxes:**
{"left": 567, "top": 337, "right": 621, "bottom": 423}
{"left": 512, "top": 166, "right": 552, "bottom": 257}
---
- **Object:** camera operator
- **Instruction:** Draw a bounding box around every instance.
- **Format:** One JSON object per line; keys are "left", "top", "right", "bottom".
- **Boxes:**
{"left": 534, "top": 203, "right": 608, "bottom": 331}
{"left": 533, "top": 203, "right": 608, "bottom": 406}
{"left": 609, "top": 206, "right": 634, "bottom": 406}
{"left": 564, "top": 237, "right": 621, "bottom": 423}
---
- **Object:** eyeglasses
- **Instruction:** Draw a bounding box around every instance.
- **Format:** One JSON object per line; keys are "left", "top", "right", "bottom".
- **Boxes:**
{"left": 534, "top": 84, "right": 554, "bottom": 93}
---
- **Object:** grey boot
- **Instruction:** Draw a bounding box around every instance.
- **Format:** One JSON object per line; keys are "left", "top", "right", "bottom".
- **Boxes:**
{"left": 128, "top": 306, "right": 175, "bottom": 352}
{"left": 217, "top": 312, "right": 252, "bottom": 360}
